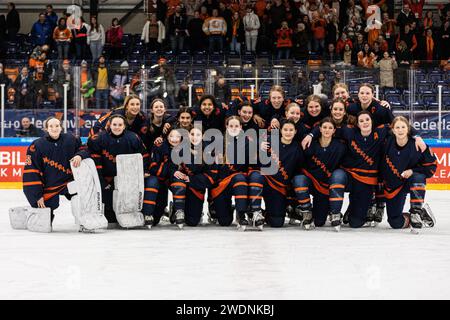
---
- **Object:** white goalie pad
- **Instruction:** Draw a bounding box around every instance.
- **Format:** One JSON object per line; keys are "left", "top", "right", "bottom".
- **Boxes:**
{"left": 69, "top": 158, "right": 108, "bottom": 231}
{"left": 26, "top": 207, "right": 52, "bottom": 233}
{"left": 112, "top": 154, "right": 145, "bottom": 228}
{"left": 9, "top": 206, "right": 29, "bottom": 229}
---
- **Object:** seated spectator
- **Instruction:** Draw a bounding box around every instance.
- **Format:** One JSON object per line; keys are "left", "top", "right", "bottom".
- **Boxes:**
{"left": 342, "top": 43, "right": 353, "bottom": 66}
{"left": 313, "top": 72, "right": 331, "bottom": 99}
{"left": 357, "top": 42, "right": 376, "bottom": 68}
{"left": 177, "top": 82, "right": 199, "bottom": 107}
{"left": 16, "top": 117, "right": 42, "bottom": 137}
{"left": 53, "top": 59, "right": 72, "bottom": 104}
{"left": 336, "top": 32, "right": 352, "bottom": 56}
{"left": 13, "top": 66, "right": 34, "bottom": 109}
{"left": 289, "top": 70, "right": 310, "bottom": 99}
{"left": 213, "top": 77, "right": 231, "bottom": 107}
{"left": 110, "top": 61, "right": 129, "bottom": 108}
{"left": 323, "top": 43, "right": 338, "bottom": 66}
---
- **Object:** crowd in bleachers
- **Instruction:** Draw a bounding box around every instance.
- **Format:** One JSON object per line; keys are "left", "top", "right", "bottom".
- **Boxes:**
{"left": 0, "top": 1, "right": 449, "bottom": 111}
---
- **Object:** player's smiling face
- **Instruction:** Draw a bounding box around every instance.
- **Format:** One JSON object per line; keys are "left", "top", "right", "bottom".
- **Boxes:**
{"left": 286, "top": 106, "right": 301, "bottom": 123}
{"left": 307, "top": 101, "right": 321, "bottom": 117}
{"left": 200, "top": 99, "right": 214, "bottom": 116}
{"left": 189, "top": 128, "right": 203, "bottom": 146}
{"left": 238, "top": 106, "right": 253, "bottom": 122}
{"left": 357, "top": 114, "right": 372, "bottom": 133}
{"left": 270, "top": 91, "right": 284, "bottom": 109}
{"left": 320, "top": 121, "right": 336, "bottom": 139}
{"left": 334, "top": 87, "right": 349, "bottom": 101}
{"left": 46, "top": 118, "right": 62, "bottom": 139}
{"left": 179, "top": 112, "right": 192, "bottom": 128}
{"left": 331, "top": 102, "right": 346, "bottom": 121}
{"left": 358, "top": 86, "right": 373, "bottom": 106}
{"left": 151, "top": 101, "right": 166, "bottom": 117}
{"left": 393, "top": 120, "right": 409, "bottom": 140}
{"left": 110, "top": 118, "right": 125, "bottom": 136}
{"left": 126, "top": 98, "right": 141, "bottom": 116}
{"left": 168, "top": 129, "right": 182, "bottom": 146}
{"left": 281, "top": 123, "right": 296, "bottom": 142}
{"left": 226, "top": 118, "right": 242, "bottom": 137}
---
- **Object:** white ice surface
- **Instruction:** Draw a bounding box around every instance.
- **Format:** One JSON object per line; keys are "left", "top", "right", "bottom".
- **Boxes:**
{"left": 1, "top": 189, "right": 450, "bottom": 300}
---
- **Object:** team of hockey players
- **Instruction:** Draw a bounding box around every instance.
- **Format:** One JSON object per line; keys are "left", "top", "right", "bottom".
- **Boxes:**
{"left": 14, "top": 82, "right": 437, "bottom": 233}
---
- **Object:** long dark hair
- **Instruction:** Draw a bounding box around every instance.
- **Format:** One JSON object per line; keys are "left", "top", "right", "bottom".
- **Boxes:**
{"left": 90, "top": 16, "right": 99, "bottom": 32}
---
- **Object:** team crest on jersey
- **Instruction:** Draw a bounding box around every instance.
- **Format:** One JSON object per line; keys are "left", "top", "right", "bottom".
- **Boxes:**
{"left": 25, "top": 155, "right": 32, "bottom": 166}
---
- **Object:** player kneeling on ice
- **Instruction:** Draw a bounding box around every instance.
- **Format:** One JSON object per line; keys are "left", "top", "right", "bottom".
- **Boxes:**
{"left": 86, "top": 114, "right": 150, "bottom": 229}
{"left": 168, "top": 126, "right": 218, "bottom": 228}
{"left": 142, "top": 128, "right": 184, "bottom": 228}
{"left": 210, "top": 116, "right": 250, "bottom": 230}
{"left": 10, "top": 117, "right": 107, "bottom": 233}
{"left": 293, "top": 117, "right": 346, "bottom": 231}
{"left": 382, "top": 116, "right": 437, "bottom": 230}
{"left": 248, "top": 120, "right": 304, "bottom": 229}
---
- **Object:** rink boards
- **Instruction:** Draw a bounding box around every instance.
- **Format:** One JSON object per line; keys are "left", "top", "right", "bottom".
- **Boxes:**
{"left": 1, "top": 138, "right": 450, "bottom": 190}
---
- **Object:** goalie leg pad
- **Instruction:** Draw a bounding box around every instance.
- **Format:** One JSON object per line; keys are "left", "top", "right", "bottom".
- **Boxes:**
{"left": 9, "top": 206, "right": 30, "bottom": 230}
{"left": 70, "top": 159, "right": 108, "bottom": 231}
{"left": 113, "top": 154, "right": 145, "bottom": 228}
{"left": 26, "top": 208, "right": 52, "bottom": 233}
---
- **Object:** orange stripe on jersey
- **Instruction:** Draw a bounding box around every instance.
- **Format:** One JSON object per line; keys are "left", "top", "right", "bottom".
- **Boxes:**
{"left": 422, "top": 161, "right": 437, "bottom": 166}
{"left": 330, "top": 197, "right": 344, "bottom": 201}
{"left": 43, "top": 191, "right": 60, "bottom": 201}
{"left": 265, "top": 176, "right": 287, "bottom": 196}
{"left": 145, "top": 188, "right": 158, "bottom": 193}
{"left": 346, "top": 170, "right": 378, "bottom": 185}
{"left": 171, "top": 182, "right": 187, "bottom": 188}
{"left": 302, "top": 169, "right": 329, "bottom": 195}
{"left": 211, "top": 173, "right": 237, "bottom": 199}
{"left": 23, "top": 169, "right": 42, "bottom": 175}
{"left": 23, "top": 181, "right": 43, "bottom": 186}
{"left": 297, "top": 198, "right": 310, "bottom": 203}
{"left": 172, "top": 195, "right": 186, "bottom": 199}
{"left": 189, "top": 187, "right": 205, "bottom": 200}
{"left": 410, "top": 199, "right": 424, "bottom": 203}
{"left": 143, "top": 200, "right": 156, "bottom": 205}
{"left": 44, "top": 182, "right": 69, "bottom": 191}
{"left": 249, "top": 183, "right": 263, "bottom": 188}
{"left": 234, "top": 195, "right": 247, "bottom": 199}
{"left": 410, "top": 187, "right": 426, "bottom": 191}
{"left": 295, "top": 187, "right": 308, "bottom": 192}
{"left": 384, "top": 185, "right": 403, "bottom": 199}
{"left": 347, "top": 167, "right": 378, "bottom": 174}
{"left": 249, "top": 196, "right": 263, "bottom": 199}
{"left": 233, "top": 182, "right": 248, "bottom": 188}
{"left": 330, "top": 184, "right": 345, "bottom": 189}
{"left": 204, "top": 173, "right": 215, "bottom": 185}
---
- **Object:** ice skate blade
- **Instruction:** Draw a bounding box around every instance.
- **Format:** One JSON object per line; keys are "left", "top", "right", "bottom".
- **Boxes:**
{"left": 237, "top": 225, "right": 247, "bottom": 231}
{"left": 334, "top": 225, "right": 341, "bottom": 232}
{"left": 410, "top": 227, "right": 419, "bottom": 234}
{"left": 371, "top": 221, "right": 378, "bottom": 227}
{"left": 303, "top": 224, "right": 314, "bottom": 230}
{"left": 257, "top": 225, "right": 263, "bottom": 231}
{"left": 145, "top": 224, "right": 152, "bottom": 229}
{"left": 289, "top": 218, "right": 302, "bottom": 225}
{"left": 177, "top": 223, "right": 184, "bottom": 230}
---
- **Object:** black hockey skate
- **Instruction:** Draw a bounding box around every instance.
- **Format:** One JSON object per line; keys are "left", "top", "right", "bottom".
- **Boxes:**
{"left": 170, "top": 209, "right": 185, "bottom": 229}
{"left": 249, "top": 210, "right": 264, "bottom": 231}
{"left": 207, "top": 204, "right": 218, "bottom": 224}
{"left": 144, "top": 214, "right": 154, "bottom": 229}
{"left": 236, "top": 212, "right": 249, "bottom": 231}
{"left": 301, "top": 209, "right": 314, "bottom": 230}
{"left": 409, "top": 207, "right": 423, "bottom": 229}
{"left": 364, "top": 205, "right": 376, "bottom": 227}
{"left": 329, "top": 212, "right": 342, "bottom": 232}
{"left": 420, "top": 204, "right": 436, "bottom": 228}
{"left": 288, "top": 206, "right": 303, "bottom": 225}
{"left": 373, "top": 205, "right": 384, "bottom": 224}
